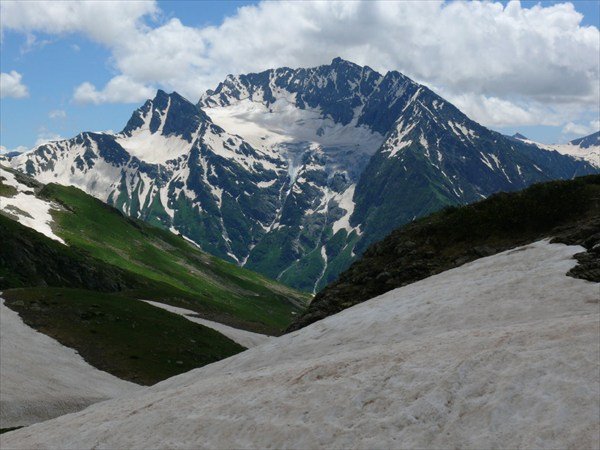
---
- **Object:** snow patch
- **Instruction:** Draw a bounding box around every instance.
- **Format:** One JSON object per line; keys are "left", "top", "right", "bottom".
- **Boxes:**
{"left": 4, "top": 241, "right": 598, "bottom": 449}
{"left": 0, "top": 168, "right": 65, "bottom": 243}
{"left": 0, "top": 297, "right": 137, "bottom": 428}
{"left": 115, "top": 131, "right": 192, "bottom": 165}
{"left": 142, "top": 301, "right": 270, "bottom": 348}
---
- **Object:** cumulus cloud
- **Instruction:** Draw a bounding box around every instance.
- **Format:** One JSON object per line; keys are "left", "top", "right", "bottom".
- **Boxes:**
{"left": 0, "top": 0, "right": 157, "bottom": 46}
{"left": 562, "top": 120, "right": 600, "bottom": 136}
{"left": 0, "top": 71, "right": 29, "bottom": 98}
{"left": 1, "top": 0, "right": 598, "bottom": 128}
{"left": 34, "top": 132, "right": 65, "bottom": 146}
{"left": 48, "top": 109, "right": 66, "bottom": 119}
{"left": 73, "top": 75, "right": 155, "bottom": 104}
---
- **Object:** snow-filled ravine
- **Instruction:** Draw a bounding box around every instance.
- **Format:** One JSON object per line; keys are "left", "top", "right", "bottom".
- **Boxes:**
{"left": 142, "top": 300, "right": 270, "bottom": 348}
{"left": 2, "top": 241, "right": 599, "bottom": 448}
{"left": 0, "top": 298, "right": 138, "bottom": 429}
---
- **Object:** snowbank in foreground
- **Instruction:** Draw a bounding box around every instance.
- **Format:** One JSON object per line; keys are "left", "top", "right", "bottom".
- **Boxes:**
{"left": 3, "top": 241, "right": 599, "bottom": 448}
{"left": 0, "top": 298, "right": 138, "bottom": 428}
{"left": 142, "top": 300, "right": 270, "bottom": 348}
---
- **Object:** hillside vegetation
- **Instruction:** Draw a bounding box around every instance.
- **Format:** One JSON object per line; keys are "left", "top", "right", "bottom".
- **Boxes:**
{"left": 289, "top": 175, "right": 600, "bottom": 330}
{"left": 0, "top": 168, "right": 309, "bottom": 334}
{"left": 2, "top": 288, "right": 244, "bottom": 385}
{"left": 1, "top": 167, "right": 308, "bottom": 384}
{"left": 38, "top": 183, "right": 310, "bottom": 333}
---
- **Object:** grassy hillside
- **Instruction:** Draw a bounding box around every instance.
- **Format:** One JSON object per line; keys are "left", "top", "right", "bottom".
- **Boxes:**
{"left": 0, "top": 167, "right": 310, "bottom": 384}
{"left": 289, "top": 175, "right": 600, "bottom": 330}
{"left": 2, "top": 287, "right": 244, "bottom": 385}
{"left": 0, "top": 169, "right": 309, "bottom": 334}
{"left": 41, "top": 183, "right": 309, "bottom": 333}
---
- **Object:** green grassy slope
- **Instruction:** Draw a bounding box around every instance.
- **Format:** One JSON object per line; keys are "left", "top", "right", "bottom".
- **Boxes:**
{"left": 0, "top": 167, "right": 309, "bottom": 384}
{"left": 37, "top": 183, "right": 309, "bottom": 334}
{"left": 289, "top": 175, "right": 600, "bottom": 331}
{"left": 2, "top": 287, "right": 244, "bottom": 385}
{"left": 0, "top": 167, "right": 309, "bottom": 334}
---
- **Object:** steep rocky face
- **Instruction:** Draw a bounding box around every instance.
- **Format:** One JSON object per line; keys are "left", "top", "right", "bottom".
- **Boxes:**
{"left": 9, "top": 59, "right": 599, "bottom": 292}
{"left": 350, "top": 85, "right": 595, "bottom": 250}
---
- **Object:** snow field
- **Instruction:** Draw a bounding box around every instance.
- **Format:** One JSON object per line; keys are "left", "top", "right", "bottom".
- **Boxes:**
{"left": 0, "top": 298, "right": 138, "bottom": 428}
{"left": 3, "top": 240, "right": 598, "bottom": 449}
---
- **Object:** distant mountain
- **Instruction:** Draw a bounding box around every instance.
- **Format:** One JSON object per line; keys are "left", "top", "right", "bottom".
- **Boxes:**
{"left": 512, "top": 132, "right": 528, "bottom": 140}
{"left": 7, "top": 58, "right": 598, "bottom": 292}
{"left": 512, "top": 131, "right": 599, "bottom": 167}
{"left": 571, "top": 131, "right": 600, "bottom": 149}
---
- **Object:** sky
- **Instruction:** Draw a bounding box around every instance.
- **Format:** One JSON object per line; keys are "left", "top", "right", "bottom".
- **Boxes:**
{"left": 1, "top": 0, "right": 599, "bottom": 153}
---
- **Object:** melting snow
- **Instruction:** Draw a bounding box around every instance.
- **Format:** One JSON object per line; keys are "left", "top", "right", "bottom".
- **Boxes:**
{"left": 115, "top": 131, "right": 192, "bottom": 165}
{"left": 4, "top": 241, "right": 598, "bottom": 449}
{"left": 331, "top": 185, "right": 358, "bottom": 235}
{"left": 142, "top": 301, "right": 270, "bottom": 348}
{"left": 0, "top": 298, "right": 137, "bottom": 428}
{"left": 0, "top": 168, "right": 65, "bottom": 243}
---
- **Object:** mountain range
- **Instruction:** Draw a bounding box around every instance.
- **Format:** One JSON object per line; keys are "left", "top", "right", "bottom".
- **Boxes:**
{"left": 4, "top": 58, "right": 598, "bottom": 292}
{"left": 511, "top": 131, "right": 599, "bottom": 168}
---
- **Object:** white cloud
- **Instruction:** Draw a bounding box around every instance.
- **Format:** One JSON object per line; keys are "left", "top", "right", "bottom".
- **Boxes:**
{"left": 34, "top": 132, "right": 65, "bottom": 146}
{"left": 1, "top": 0, "right": 598, "bottom": 129}
{"left": 73, "top": 75, "right": 155, "bottom": 104}
{"left": 0, "top": 1, "right": 158, "bottom": 46}
{"left": 0, "top": 71, "right": 29, "bottom": 98}
{"left": 48, "top": 109, "right": 66, "bottom": 119}
{"left": 562, "top": 120, "right": 600, "bottom": 136}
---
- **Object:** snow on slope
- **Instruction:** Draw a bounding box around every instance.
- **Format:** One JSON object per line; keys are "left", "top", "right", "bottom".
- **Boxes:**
{"left": 516, "top": 136, "right": 600, "bottom": 168}
{"left": 115, "top": 129, "right": 193, "bottom": 165}
{"left": 0, "top": 167, "right": 65, "bottom": 243}
{"left": 142, "top": 301, "right": 270, "bottom": 348}
{"left": 0, "top": 298, "right": 138, "bottom": 428}
{"left": 3, "top": 241, "right": 598, "bottom": 449}
{"left": 205, "top": 98, "right": 384, "bottom": 156}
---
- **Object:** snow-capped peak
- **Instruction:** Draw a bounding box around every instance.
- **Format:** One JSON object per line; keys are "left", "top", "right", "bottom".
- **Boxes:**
{"left": 513, "top": 131, "right": 600, "bottom": 168}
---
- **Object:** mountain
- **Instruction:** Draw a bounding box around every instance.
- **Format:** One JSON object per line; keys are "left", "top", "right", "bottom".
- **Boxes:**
{"left": 571, "top": 130, "right": 600, "bottom": 148}
{"left": 289, "top": 175, "right": 600, "bottom": 330}
{"left": 1, "top": 165, "right": 308, "bottom": 428}
{"left": 3, "top": 237, "right": 598, "bottom": 448}
{"left": 511, "top": 132, "right": 528, "bottom": 140}
{"left": 513, "top": 131, "right": 600, "bottom": 167}
{"left": 7, "top": 58, "right": 598, "bottom": 292}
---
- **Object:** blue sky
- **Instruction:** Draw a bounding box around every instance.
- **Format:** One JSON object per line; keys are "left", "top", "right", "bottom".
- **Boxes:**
{"left": 1, "top": 0, "right": 599, "bottom": 152}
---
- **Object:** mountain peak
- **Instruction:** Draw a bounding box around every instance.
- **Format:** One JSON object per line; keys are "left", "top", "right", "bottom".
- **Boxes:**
{"left": 512, "top": 133, "right": 529, "bottom": 140}
{"left": 152, "top": 89, "right": 192, "bottom": 105}
{"left": 122, "top": 90, "right": 203, "bottom": 140}
{"left": 330, "top": 56, "right": 353, "bottom": 66}
{"left": 570, "top": 130, "right": 600, "bottom": 149}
